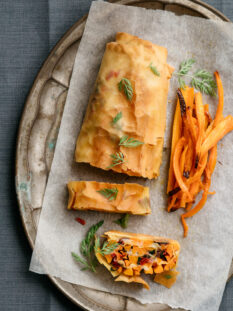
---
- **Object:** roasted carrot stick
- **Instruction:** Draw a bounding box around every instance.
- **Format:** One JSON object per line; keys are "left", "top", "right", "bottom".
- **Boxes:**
{"left": 188, "top": 180, "right": 200, "bottom": 203}
{"left": 167, "top": 87, "right": 193, "bottom": 193}
{"left": 195, "top": 93, "right": 205, "bottom": 132}
{"left": 200, "top": 115, "right": 233, "bottom": 157}
{"left": 214, "top": 71, "right": 224, "bottom": 126}
{"left": 205, "top": 145, "right": 217, "bottom": 179}
{"left": 181, "top": 215, "right": 189, "bottom": 237}
{"left": 168, "top": 194, "right": 178, "bottom": 212}
{"left": 204, "top": 120, "right": 214, "bottom": 139}
{"left": 173, "top": 137, "right": 192, "bottom": 200}
{"left": 187, "top": 152, "right": 208, "bottom": 185}
{"left": 204, "top": 104, "right": 212, "bottom": 129}
{"left": 195, "top": 92, "right": 205, "bottom": 157}
{"left": 179, "top": 144, "right": 189, "bottom": 208}
{"left": 167, "top": 96, "right": 182, "bottom": 193}
{"left": 183, "top": 138, "right": 194, "bottom": 176}
{"left": 177, "top": 89, "right": 197, "bottom": 144}
{"left": 169, "top": 72, "right": 233, "bottom": 237}
{"left": 180, "top": 144, "right": 188, "bottom": 176}
{"left": 181, "top": 180, "right": 210, "bottom": 237}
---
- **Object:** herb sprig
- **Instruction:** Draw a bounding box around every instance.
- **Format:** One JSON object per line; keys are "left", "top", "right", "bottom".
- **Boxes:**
{"left": 191, "top": 70, "right": 217, "bottom": 96}
{"left": 118, "top": 78, "right": 133, "bottom": 101}
{"left": 112, "top": 112, "right": 122, "bottom": 125}
{"left": 177, "top": 59, "right": 196, "bottom": 75}
{"left": 95, "top": 238, "right": 119, "bottom": 255}
{"left": 114, "top": 213, "right": 130, "bottom": 229}
{"left": 174, "top": 58, "right": 216, "bottom": 96}
{"left": 149, "top": 63, "right": 160, "bottom": 76}
{"left": 71, "top": 220, "right": 104, "bottom": 272}
{"left": 97, "top": 188, "right": 118, "bottom": 201}
{"left": 107, "top": 151, "right": 125, "bottom": 169}
{"left": 119, "top": 135, "right": 144, "bottom": 148}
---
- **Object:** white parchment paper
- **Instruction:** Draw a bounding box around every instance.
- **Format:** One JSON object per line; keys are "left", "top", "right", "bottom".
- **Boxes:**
{"left": 30, "top": 2, "right": 233, "bottom": 310}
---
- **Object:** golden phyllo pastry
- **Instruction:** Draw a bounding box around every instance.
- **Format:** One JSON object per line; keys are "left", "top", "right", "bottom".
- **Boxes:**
{"left": 95, "top": 231, "right": 180, "bottom": 289}
{"left": 67, "top": 181, "right": 151, "bottom": 215}
{"left": 75, "top": 32, "right": 174, "bottom": 179}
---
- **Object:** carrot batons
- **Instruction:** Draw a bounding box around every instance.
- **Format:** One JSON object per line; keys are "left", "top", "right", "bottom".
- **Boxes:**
{"left": 167, "top": 73, "right": 233, "bottom": 237}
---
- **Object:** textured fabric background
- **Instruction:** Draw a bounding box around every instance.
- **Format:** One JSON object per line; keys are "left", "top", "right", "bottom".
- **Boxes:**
{"left": 0, "top": 1, "right": 232, "bottom": 310}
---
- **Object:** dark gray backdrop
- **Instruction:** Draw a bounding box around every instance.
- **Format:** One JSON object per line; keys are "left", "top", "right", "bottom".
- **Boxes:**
{"left": 0, "top": 1, "right": 232, "bottom": 310}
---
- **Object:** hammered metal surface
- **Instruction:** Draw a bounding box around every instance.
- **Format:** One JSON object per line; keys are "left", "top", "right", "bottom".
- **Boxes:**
{"left": 15, "top": 1, "right": 232, "bottom": 310}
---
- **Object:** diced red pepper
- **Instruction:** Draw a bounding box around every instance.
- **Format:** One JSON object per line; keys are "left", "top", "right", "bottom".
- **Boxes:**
{"left": 75, "top": 217, "right": 86, "bottom": 225}
{"left": 111, "top": 254, "right": 120, "bottom": 268}
{"left": 139, "top": 257, "right": 151, "bottom": 265}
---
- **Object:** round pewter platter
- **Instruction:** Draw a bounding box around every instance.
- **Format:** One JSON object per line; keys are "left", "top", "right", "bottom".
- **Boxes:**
{"left": 15, "top": 1, "right": 232, "bottom": 310}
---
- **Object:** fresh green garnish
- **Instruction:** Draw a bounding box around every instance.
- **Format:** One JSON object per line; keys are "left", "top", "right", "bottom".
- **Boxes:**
{"left": 97, "top": 188, "right": 118, "bottom": 201}
{"left": 118, "top": 78, "right": 133, "bottom": 101}
{"left": 95, "top": 238, "right": 119, "bottom": 255}
{"left": 119, "top": 135, "right": 144, "bottom": 148}
{"left": 164, "top": 274, "right": 173, "bottom": 279}
{"left": 174, "top": 58, "right": 216, "bottom": 96}
{"left": 149, "top": 63, "right": 160, "bottom": 76}
{"left": 177, "top": 59, "right": 196, "bottom": 76}
{"left": 114, "top": 213, "right": 129, "bottom": 229}
{"left": 112, "top": 112, "right": 122, "bottom": 125}
{"left": 191, "top": 70, "right": 217, "bottom": 96}
{"left": 71, "top": 220, "right": 104, "bottom": 272}
{"left": 71, "top": 252, "right": 94, "bottom": 271}
{"left": 107, "top": 151, "right": 124, "bottom": 168}
{"left": 178, "top": 77, "right": 186, "bottom": 90}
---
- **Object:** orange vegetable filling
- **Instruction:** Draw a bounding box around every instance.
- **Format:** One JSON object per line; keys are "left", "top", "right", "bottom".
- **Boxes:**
{"left": 104, "top": 238, "right": 178, "bottom": 278}
{"left": 167, "top": 73, "right": 233, "bottom": 237}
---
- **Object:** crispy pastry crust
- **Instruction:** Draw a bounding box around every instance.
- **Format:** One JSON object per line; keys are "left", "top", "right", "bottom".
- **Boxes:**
{"left": 75, "top": 32, "right": 174, "bottom": 179}
{"left": 67, "top": 181, "right": 151, "bottom": 215}
{"left": 104, "top": 231, "right": 180, "bottom": 247}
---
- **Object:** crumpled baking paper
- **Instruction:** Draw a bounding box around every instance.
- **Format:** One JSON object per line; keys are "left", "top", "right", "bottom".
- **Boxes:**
{"left": 30, "top": 2, "right": 233, "bottom": 310}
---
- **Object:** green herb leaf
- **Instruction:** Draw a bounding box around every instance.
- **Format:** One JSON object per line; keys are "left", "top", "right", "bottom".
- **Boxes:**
{"left": 164, "top": 274, "right": 173, "bottom": 279}
{"left": 177, "top": 59, "right": 195, "bottom": 76}
{"left": 191, "top": 77, "right": 216, "bottom": 96}
{"left": 118, "top": 78, "right": 133, "bottom": 101}
{"left": 97, "top": 188, "right": 118, "bottom": 201}
{"left": 193, "top": 69, "right": 213, "bottom": 80}
{"left": 114, "top": 213, "right": 130, "bottom": 229}
{"left": 119, "top": 135, "right": 144, "bottom": 148}
{"left": 83, "top": 220, "right": 104, "bottom": 256}
{"left": 191, "top": 70, "right": 217, "bottom": 96}
{"left": 94, "top": 237, "right": 100, "bottom": 251}
{"left": 95, "top": 238, "right": 119, "bottom": 255}
{"left": 100, "top": 241, "right": 119, "bottom": 255}
{"left": 178, "top": 77, "right": 186, "bottom": 90}
{"left": 112, "top": 112, "right": 122, "bottom": 125}
{"left": 71, "top": 252, "right": 95, "bottom": 272}
{"left": 72, "top": 220, "right": 104, "bottom": 273}
{"left": 107, "top": 151, "right": 125, "bottom": 169}
{"left": 149, "top": 63, "right": 160, "bottom": 76}
{"left": 174, "top": 59, "right": 216, "bottom": 96}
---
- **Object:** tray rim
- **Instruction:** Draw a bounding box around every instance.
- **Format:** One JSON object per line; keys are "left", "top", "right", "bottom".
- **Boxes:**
{"left": 15, "top": 1, "right": 231, "bottom": 310}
